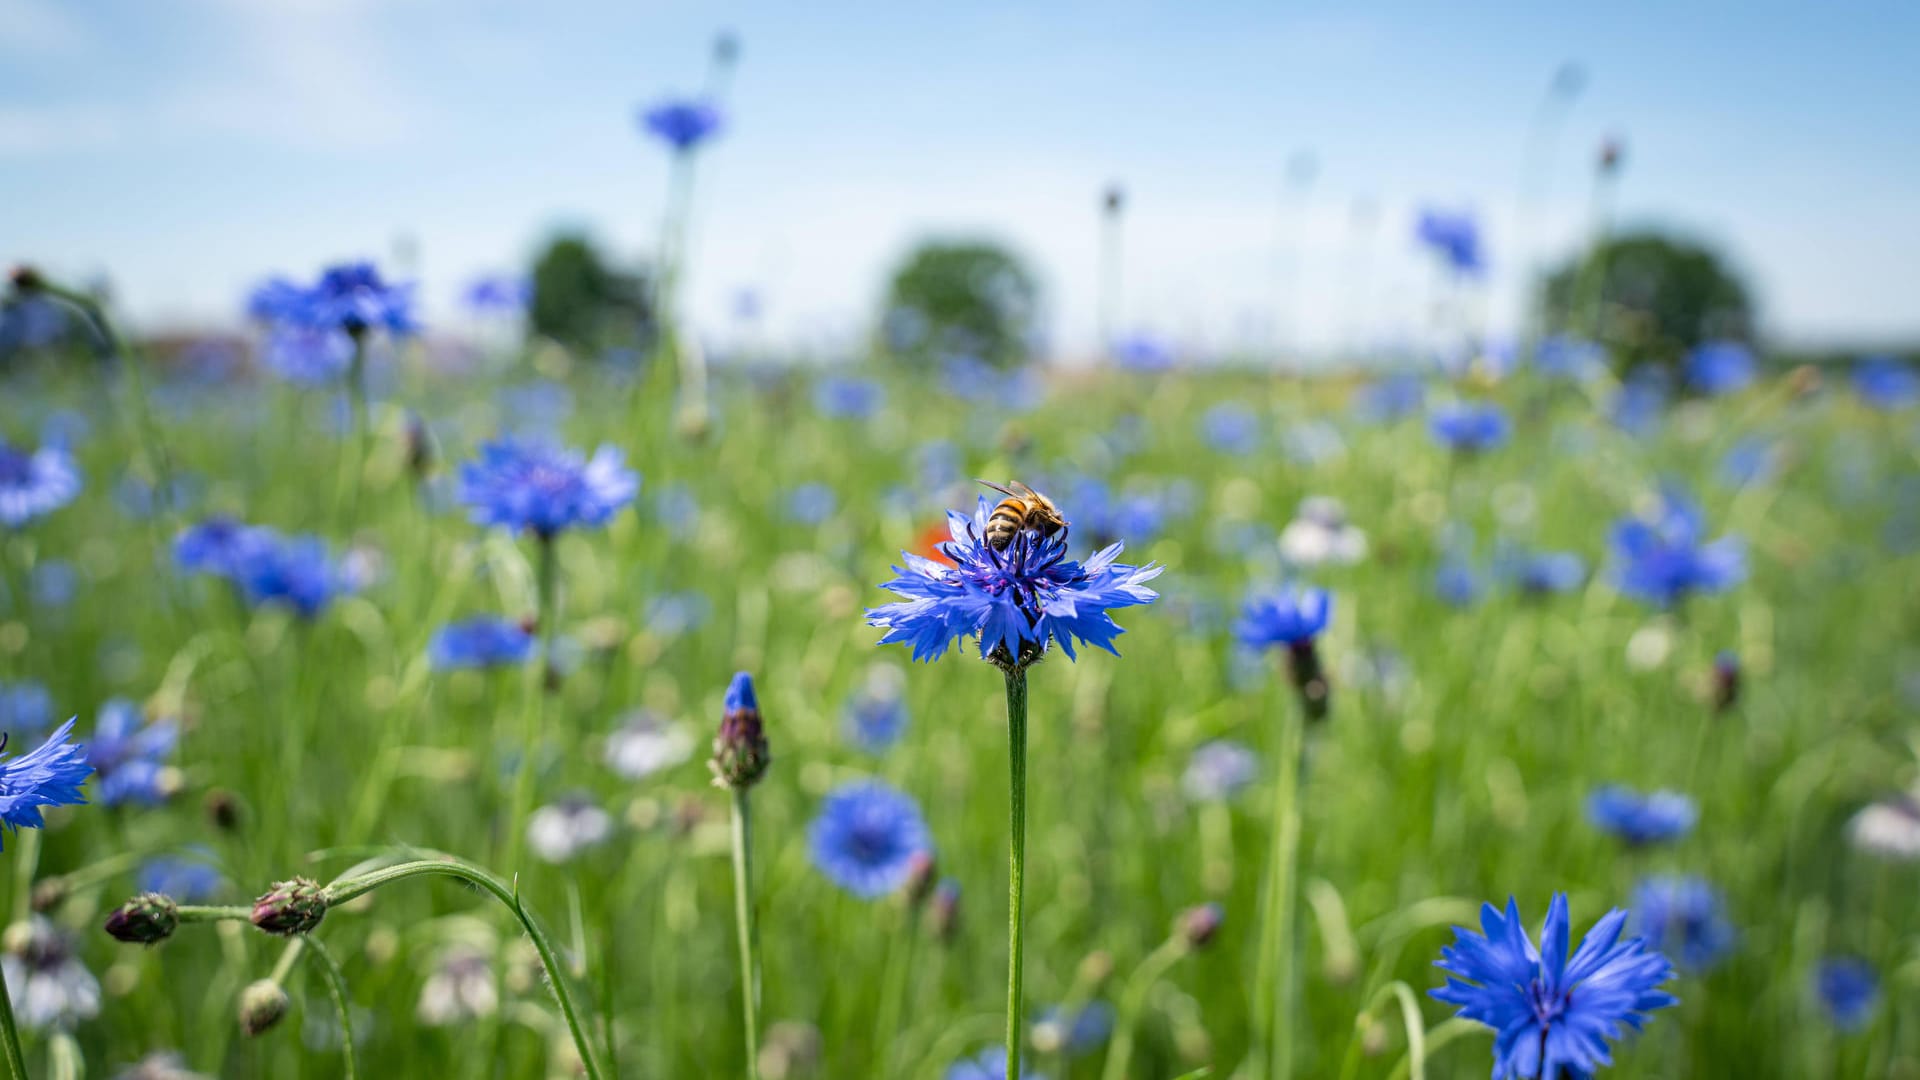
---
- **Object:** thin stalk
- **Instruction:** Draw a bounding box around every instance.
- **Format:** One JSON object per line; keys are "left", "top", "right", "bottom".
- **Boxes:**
{"left": 324, "top": 857, "right": 604, "bottom": 1080}
{"left": 306, "top": 937, "right": 358, "bottom": 1080}
{"left": 37, "top": 281, "right": 176, "bottom": 520}
{"left": 728, "top": 787, "right": 762, "bottom": 1079}
{"left": 0, "top": 948, "right": 27, "bottom": 1080}
{"left": 345, "top": 333, "right": 371, "bottom": 528}
{"left": 503, "top": 534, "right": 558, "bottom": 874}
{"left": 1101, "top": 936, "right": 1191, "bottom": 1080}
{"left": 1252, "top": 696, "right": 1306, "bottom": 1080}
{"left": 10, "top": 830, "right": 39, "bottom": 925}
{"left": 873, "top": 903, "right": 920, "bottom": 1074}
{"left": 1002, "top": 665, "right": 1030, "bottom": 1080}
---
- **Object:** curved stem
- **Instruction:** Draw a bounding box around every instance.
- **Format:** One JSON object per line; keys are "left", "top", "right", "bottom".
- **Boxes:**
{"left": 324, "top": 858, "right": 604, "bottom": 1080}
{"left": 0, "top": 951, "right": 28, "bottom": 1080}
{"left": 1253, "top": 695, "right": 1306, "bottom": 1080}
{"left": 305, "top": 937, "right": 358, "bottom": 1080}
{"left": 729, "top": 788, "right": 762, "bottom": 1078}
{"left": 1003, "top": 666, "right": 1030, "bottom": 1080}
{"left": 1101, "top": 936, "right": 1191, "bottom": 1080}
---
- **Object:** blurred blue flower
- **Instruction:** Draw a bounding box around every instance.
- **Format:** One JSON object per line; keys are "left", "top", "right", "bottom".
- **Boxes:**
{"left": 946, "top": 1047, "right": 1045, "bottom": 1080}
{"left": 0, "top": 440, "right": 81, "bottom": 527}
{"left": 88, "top": 700, "right": 175, "bottom": 807}
{"left": 1235, "top": 585, "right": 1331, "bottom": 650}
{"left": 497, "top": 381, "right": 575, "bottom": 434}
{"left": 1182, "top": 740, "right": 1258, "bottom": 802}
{"left": 940, "top": 355, "right": 1041, "bottom": 410}
{"left": 1032, "top": 1001, "right": 1114, "bottom": 1058}
{"left": 868, "top": 496, "right": 1162, "bottom": 663}
{"left": 1632, "top": 876, "right": 1736, "bottom": 972}
{"left": 1502, "top": 548, "right": 1586, "bottom": 596}
{"left": 652, "top": 483, "right": 701, "bottom": 540}
{"left": 1201, "top": 403, "right": 1259, "bottom": 454}
{"left": 844, "top": 669, "right": 908, "bottom": 752}
{"left": 786, "top": 483, "right": 839, "bottom": 526}
{"left": 1815, "top": 956, "right": 1879, "bottom": 1031}
{"left": 645, "top": 591, "right": 711, "bottom": 637}
{"left": 1353, "top": 373, "right": 1426, "bottom": 423}
{"left": 463, "top": 274, "right": 530, "bottom": 315}
{"left": 233, "top": 532, "right": 352, "bottom": 618}
{"left": 1415, "top": 208, "right": 1485, "bottom": 276}
{"left": 429, "top": 617, "right": 533, "bottom": 671}
{"left": 113, "top": 470, "right": 199, "bottom": 520}
{"left": 459, "top": 437, "right": 639, "bottom": 539}
{"left": 0, "top": 683, "right": 52, "bottom": 736}
{"left": 301, "top": 261, "right": 418, "bottom": 336}
{"left": 1853, "top": 356, "right": 1918, "bottom": 410}
{"left": 1587, "top": 786, "right": 1697, "bottom": 845}
{"left": 1433, "top": 557, "right": 1483, "bottom": 608}
{"left": 262, "top": 325, "right": 354, "bottom": 385}
{"left": 1534, "top": 335, "right": 1606, "bottom": 381}
{"left": 1068, "top": 479, "right": 1165, "bottom": 548}
{"left": 1432, "top": 894, "right": 1677, "bottom": 1080}
{"left": 1428, "top": 402, "right": 1510, "bottom": 453}
{"left": 1683, "top": 340, "right": 1756, "bottom": 395}
{"left": 245, "top": 276, "right": 307, "bottom": 323}
{"left": 640, "top": 97, "right": 724, "bottom": 151}
{"left": 1718, "top": 437, "right": 1782, "bottom": 488}
{"left": 29, "top": 561, "right": 77, "bottom": 609}
{"left": 814, "top": 377, "right": 884, "bottom": 420}
{"left": 0, "top": 719, "right": 91, "bottom": 845}
{"left": 0, "top": 295, "right": 69, "bottom": 352}
{"left": 1611, "top": 369, "right": 1670, "bottom": 434}
{"left": 916, "top": 441, "right": 961, "bottom": 491}
{"left": 808, "top": 781, "right": 932, "bottom": 899}
{"left": 137, "top": 853, "right": 224, "bottom": 901}
{"left": 1112, "top": 332, "right": 1176, "bottom": 372}
{"left": 37, "top": 410, "right": 90, "bottom": 451}
{"left": 173, "top": 517, "right": 267, "bottom": 578}
{"left": 1608, "top": 487, "right": 1744, "bottom": 607}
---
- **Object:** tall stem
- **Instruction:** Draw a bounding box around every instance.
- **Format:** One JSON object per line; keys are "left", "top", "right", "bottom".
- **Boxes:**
{"left": 504, "top": 534, "right": 558, "bottom": 873}
{"left": 729, "top": 787, "right": 762, "bottom": 1079}
{"left": 1003, "top": 665, "right": 1030, "bottom": 1080}
{"left": 1253, "top": 696, "right": 1306, "bottom": 1080}
{"left": 1101, "top": 936, "right": 1190, "bottom": 1080}
{"left": 0, "top": 949, "right": 26, "bottom": 1080}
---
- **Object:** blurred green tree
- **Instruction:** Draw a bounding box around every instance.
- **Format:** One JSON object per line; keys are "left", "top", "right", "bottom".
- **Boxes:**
{"left": 1541, "top": 230, "right": 1755, "bottom": 372}
{"left": 528, "top": 233, "right": 655, "bottom": 355}
{"left": 880, "top": 239, "right": 1040, "bottom": 369}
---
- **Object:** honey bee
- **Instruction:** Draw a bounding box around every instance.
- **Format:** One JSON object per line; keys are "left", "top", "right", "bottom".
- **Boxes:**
{"left": 978, "top": 480, "right": 1069, "bottom": 550}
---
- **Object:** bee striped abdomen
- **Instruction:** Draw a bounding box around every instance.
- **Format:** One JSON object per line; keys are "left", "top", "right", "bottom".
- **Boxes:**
{"left": 985, "top": 500, "right": 1027, "bottom": 550}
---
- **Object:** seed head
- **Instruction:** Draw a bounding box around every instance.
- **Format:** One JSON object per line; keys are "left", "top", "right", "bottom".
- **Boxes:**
{"left": 709, "top": 671, "right": 770, "bottom": 789}
{"left": 105, "top": 893, "right": 179, "bottom": 945}
{"left": 251, "top": 877, "right": 327, "bottom": 936}
{"left": 239, "top": 979, "right": 289, "bottom": 1036}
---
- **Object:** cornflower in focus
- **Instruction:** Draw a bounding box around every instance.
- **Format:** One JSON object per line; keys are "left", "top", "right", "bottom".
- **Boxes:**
{"left": 0, "top": 719, "right": 91, "bottom": 843}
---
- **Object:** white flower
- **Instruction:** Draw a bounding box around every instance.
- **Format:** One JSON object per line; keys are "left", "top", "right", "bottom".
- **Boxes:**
{"left": 1278, "top": 496, "right": 1368, "bottom": 568}
{"left": 527, "top": 796, "right": 613, "bottom": 863}
{"left": 2, "top": 918, "right": 99, "bottom": 1030}
{"left": 605, "top": 710, "right": 695, "bottom": 781}
{"left": 417, "top": 947, "right": 498, "bottom": 1026}
{"left": 1849, "top": 793, "right": 1920, "bottom": 860}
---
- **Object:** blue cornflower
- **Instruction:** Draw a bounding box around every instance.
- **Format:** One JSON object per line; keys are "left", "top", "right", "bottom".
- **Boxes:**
{"left": 807, "top": 781, "right": 932, "bottom": 899}
{"left": 640, "top": 97, "right": 725, "bottom": 152}
{"left": 1608, "top": 487, "right": 1744, "bottom": 607}
{"left": 1586, "top": 786, "right": 1696, "bottom": 845}
{"left": 0, "top": 719, "right": 91, "bottom": 847}
{"left": 946, "top": 1046, "right": 1045, "bottom": 1080}
{"left": 459, "top": 437, "right": 639, "bottom": 540}
{"left": 1815, "top": 956, "right": 1879, "bottom": 1031}
{"left": 173, "top": 517, "right": 269, "bottom": 578}
{"left": 0, "top": 683, "right": 53, "bottom": 736}
{"left": 1235, "top": 585, "right": 1331, "bottom": 650}
{"left": 786, "top": 483, "right": 839, "bottom": 526}
{"left": 29, "top": 560, "right": 77, "bottom": 609}
{"left": 1682, "top": 340, "right": 1756, "bottom": 395}
{"left": 1853, "top": 356, "right": 1918, "bottom": 410}
{"left": 463, "top": 274, "right": 531, "bottom": 315}
{"left": 1718, "top": 437, "right": 1782, "bottom": 489}
{"left": 1112, "top": 332, "right": 1177, "bottom": 372}
{"left": 1631, "top": 876, "right": 1736, "bottom": 971}
{"left": 262, "top": 325, "right": 354, "bottom": 385}
{"left": 1611, "top": 369, "right": 1669, "bottom": 435}
{"left": 1535, "top": 336, "right": 1606, "bottom": 381}
{"left": 1201, "top": 403, "right": 1259, "bottom": 455}
{"left": 429, "top": 617, "right": 534, "bottom": 671}
{"left": 1415, "top": 208, "right": 1485, "bottom": 276}
{"left": 1503, "top": 549, "right": 1586, "bottom": 597}
{"left": 1429, "top": 402, "right": 1510, "bottom": 453}
{"left": 497, "top": 381, "right": 575, "bottom": 434}
{"left": 245, "top": 276, "right": 307, "bottom": 323}
{"left": 844, "top": 670, "right": 908, "bottom": 752}
{"left": 301, "top": 261, "right": 418, "bottom": 336}
{"left": 1434, "top": 556, "right": 1484, "bottom": 608}
{"left": 1068, "top": 479, "right": 1165, "bottom": 549}
{"left": 138, "top": 852, "right": 225, "bottom": 901}
{"left": 1032, "top": 1001, "right": 1114, "bottom": 1058}
{"left": 0, "top": 440, "right": 82, "bottom": 528}
{"left": 868, "top": 496, "right": 1162, "bottom": 664}
{"left": 232, "top": 531, "right": 351, "bottom": 618}
{"left": 88, "top": 699, "right": 176, "bottom": 807}
{"left": 1353, "top": 373, "right": 1426, "bottom": 423}
{"left": 814, "top": 377, "right": 884, "bottom": 420}
{"left": 1433, "top": 894, "right": 1677, "bottom": 1080}
{"left": 1182, "top": 740, "right": 1258, "bottom": 802}
{"left": 645, "top": 592, "right": 711, "bottom": 637}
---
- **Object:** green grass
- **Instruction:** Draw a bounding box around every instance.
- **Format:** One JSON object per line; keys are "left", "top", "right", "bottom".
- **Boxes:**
{"left": 0, "top": 356, "right": 1915, "bottom": 1079}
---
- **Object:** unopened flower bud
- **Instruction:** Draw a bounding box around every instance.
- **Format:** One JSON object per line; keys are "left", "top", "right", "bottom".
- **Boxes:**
{"left": 1289, "top": 640, "right": 1330, "bottom": 722}
{"left": 928, "top": 879, "right": 961, "bottom": 943}
{"left": 902, "top": 850, "right": 937, "bottom": 905}
{"left": 1713, "top": 651, "right": 1740, "bottom": 714}
{"left": 8, "top": 266, "right": 44, "bottom": 294}
{"left": 1176, "top": 902, "right": 1224, "bottom": 949}
{"left": 239, "top": 979, "right": 290, "bottom": 1036}
{"left": 709, "top": 672, "right": 770, "bottom": 789}
{"left": 405, "top": 411, "right": 436, "bottom": 480}
{"left": 204, "top": 788, "right": 242, "bottom": 832}
{"left": 251, "top": 878, "right": 327, "bottom": 936}
{"left": 105, "top": 893, "right": 179, "bottom": 945}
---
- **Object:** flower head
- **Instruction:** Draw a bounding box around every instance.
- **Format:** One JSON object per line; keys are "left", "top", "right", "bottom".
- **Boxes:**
{"left": 1182, "top": 740, "right": 1258, "bottom": 803}
{"left": 417, "top": 946, "right": 497, "bottom": 1026}
{"left": 1432, "top": 894, "right": 1677, "bottom": 1079}
{"left": 463, "top": 274, "right": 530, "bottom": 315}
{"left": 429, "top": 617, "right": 534, "bottom": 671}
{"left": 1847, "top": 790, "right": 1920, "bottom": 860}
{"left": 262, "top": 325, "right": 354, "bottom": 384}
{"left": 1631, "top": 876, "right": 1736, "bottom": 971}
{"left": 1235, "top": 585, "right": 1331, "bottom": 651}
{"left": 1112, "top": 332, "right": 1177, "bottom": 372}
{"left": 1429, "top": 402, "right": 1510, "bottom": 453}
{"left": 1608, "top": 487, "right": 1744, "bottom": 607}
{"left": 640, "top": 97, "right": 725, "bottom": 151}
{"left": 1503, "top": 549, "right": 1586, "bottom": 596}
{"left": 710, "top": 672, "right": 770, "bottom": 789}
{"left": 844, "top": 666, "right": 908, "bottom": 752}
{"left": 251, "top": 877, "right": 327, "bottom": 935}
{"left": 1201, "top": 404, "right": 1260, "bottom": 455}
{"left": 0, "top": 440, "right": 81, "bottom": 528}
{"left": 1354, "top": 373, "right": 1427, "bottom": 423}
{"left": 1031, "top": 1002, "right": 1114, "bottom": 1058}
{"left": 605, "top": 710, "right": 695, "bottom": 781}
{"left": 1815, "top": 956, "right": 1879, "bottom": 1031}
{"left": 2, "top": 917, "right": 100, "bottom": 1029}
{"left": 104, "top": 893, "right": 179, "bottom": 945}
{"left": 1278, "top": 496, "right": 1368, "bottom": 568}
{"left": 88, "top": 699, "right": 177, "bottom": 807}
{"left": 808, "top": 780, "right": 932, "bottom": 899}
{"left": 458, "top": 437, "right": 638, "bottom": 540}
{"left": 1853, "top": 356, "right": 1918, "bottom": 410}
{"left": 867, "top": 496, "right": 1162, "bottom": 666}
{"left": 527, "top": 795, "right": 613, "bottom": 863}
{"left": 0, "top": 719, "right": 91, "bottom": 844}
{"left": 0, "top": 682, "right": 52, "bottom": 736}
{"left": 138, "top": 853, "right": 225, "bottom": 901}
{"left": 231, "top": 532, "right": 351, "bottom": 618}
{"left": 1586, "top": 786, "right": 1696, "bottom": 845}
{"left": 945, "top": 1046, "right": 1045, "bottom": 1080}
{"left": 1415, "top": 208, "right": 1485, "bottom": 276}
{"left": 1682, "top": 340, "right": 1756, "bottom": 395}
{"left": 301, "top": 261, "right": 418, "bottom": 337}
{"left": 814, "top": 377, "right": 884, "bottom": 420}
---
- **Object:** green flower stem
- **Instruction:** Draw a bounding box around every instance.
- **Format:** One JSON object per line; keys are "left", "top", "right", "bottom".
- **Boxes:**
{"left": 0, "top": 946, "right": 27, "bottom": 1080}
{"left": 873, "top": 900, "right": 921, "bottom": 1074}
{"left": 10, "top": 830, "right": 40, "bottom": 926}
{"left": 1002, "top": 665, "right": 1030, "bottom": 1080}
{"left": 176, "top": 905, "right": 255, "bottom": 924}
{"left": 1101, "top": 934, "right": 1192, "bottom": 1080}
{"left": 323, "top": 857, "right": 604, "bottom": 1080}
{"left": 729, "top": 787, "right": 762, "bottom": 1079}
{"left": 306, "top": 937, "right": 358, "bottom": 1080}
{"left": 1252, "top": 695, "right": 1306, "bottom": 1080}
{"left": 36, "top": 281, "right": 175, "bottom": 521}
{"left": 503, "top": 534, "right": 558, "bottom": 875}
{"left": 270, "top": 936, "right": 307, "bottom": 984}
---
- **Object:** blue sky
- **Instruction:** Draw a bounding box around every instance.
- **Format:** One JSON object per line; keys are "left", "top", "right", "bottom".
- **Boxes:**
{"left": 4, "top": 1, "right": 1917, "bottom": 357}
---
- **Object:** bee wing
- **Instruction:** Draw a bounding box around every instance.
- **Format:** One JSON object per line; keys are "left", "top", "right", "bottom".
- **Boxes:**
{"left": 976, "top": 479, "right": 1020, "bottom": 498}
